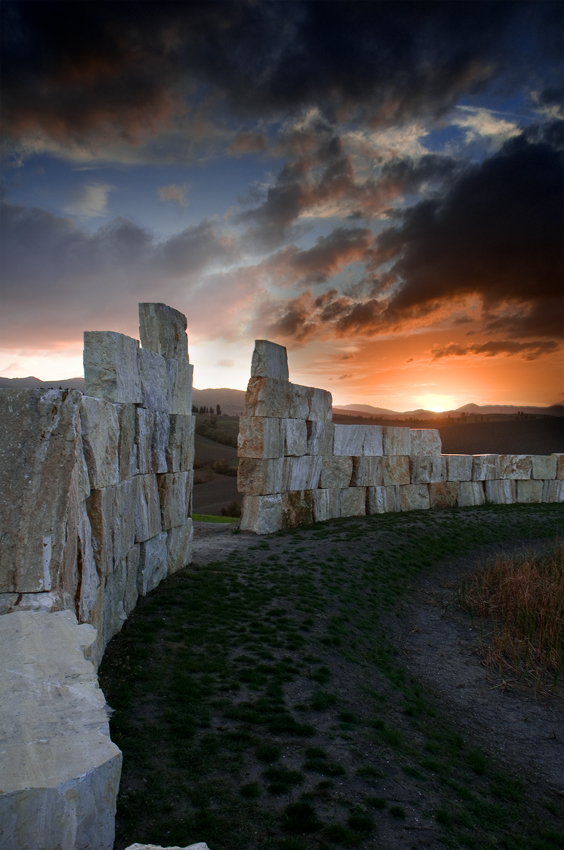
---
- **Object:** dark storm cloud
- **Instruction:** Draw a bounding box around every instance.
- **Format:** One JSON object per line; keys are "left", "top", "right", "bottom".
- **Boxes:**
{"left": 1, "top": 1, "right": 561, "bottom": 148}
{"left": 431, "top": 340, "right": 561, "bottom": 361}
{"left": 263, "top": 227, "right": 374, "bottom": 286}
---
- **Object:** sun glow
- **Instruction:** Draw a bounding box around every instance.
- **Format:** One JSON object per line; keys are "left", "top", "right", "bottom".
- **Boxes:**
{"left": 414, "top": 394, "right": 461, "bottom": 413}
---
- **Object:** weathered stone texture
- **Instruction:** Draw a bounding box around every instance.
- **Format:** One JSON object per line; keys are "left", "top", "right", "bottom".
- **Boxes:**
{"left": 555, "top": 454, "right": 564, "bottom": 480}
{"left": 165, "top": 358, "right": 193, "bottom": 416}
{"left": 124, "top": 545, "right": 140, "bottom": 617}
{"left": 340, "top": 487, "right": 366, "bottom": 517}
{"left": 157, "top": 472, "right": 189, "bottom": 529}
{"left": 367, "top": 485, "right": 400, "bottom": 514}
{"left": 80, "top": 395, "right": 120, "bottom": 489}
{"left": 282, "top": 490, "right": 314, "bottom": 528}
{"left": 485, "top": 480, "right": 517, "bottom": 505}
{"left": 457, "top": 482, "right": 485, "bottom": 507}
{"left": 363, "top": 425, "right": 384, "bottom": 456}
{"left": 283, "top": 455, "right": 322, "bottom": 491}
{"left": 0, "top": 611, "right": 122, "bottom": 850}
{"left": 289, "top": 383, "right": 309, "bottom": 419}
{"left": 383, "top": 426, "right": 411, "bottom": 456}
{"left": 282, "top": 418, "right": 308, "bottom": 456}
{"left": 312, "top": 489, "right": 340, "bottom": 522}
{"left": 409, "top": 429, "right": 441, "bottom": 456}
{"left": 531, "top": 455, "right": 557, "bottom": 480}
{"left": 429, "top": 482, "right": 459, "bottom": 508}
{"left": 499, "top": 454, "right": 532, "bottom": 479}
{"left": 117, "top": 403, "right": 138, "bottom": 480}
{"left": 383, "top": 456, "right": 410, "bottom": 486}
{"left": 517, "top": 479, "right": 543, "bottom": 503}
{"left": 245, "top": 376, "right": 292, "bottom": 418}
{"left": 240, "top": 494, "right": 283, "bottom": 534}
{"left": 83, "top": 330, "right": 142, "bottom": 404}
{"left": 333, "top": 424, "right": 383, "bottom": 456}
{"left": 399, "top": 484, "right": 430, "bottom": 512}
{"left": 136, "top": 408, "right": 156, "bottom": 475}
{"left": 306, "top": 421, "right": 334, "bottom": 455}
{"left": 151, "top": 412, "right": 170, "bottom": 474}
{"left": 319, "top": 456, "right": 353, "bottom": 489}
{"left": 167, "top": 520, "right": 193, "bottom": 575}
{"left": 251, "top": 339, "right": 289, "bottom": 381}
{"left": 87, "top": 481, "right": 136, "bottom": 576}
{"left": 238, "top": 457, "right": 284, "bottom": 495}
{"left": 138, "top": 347, "right": 169, "bottom": 412}
{"left": 351, "top": 456, "right": 383, "bottom": 487}
{"left": 446, "top": 454, "right": 473, "bottom": 482}
{"left": 542, "top": 480, "right": 564, "bottom": 503}
{"left": 307, "top": 387, "right": 333, "bottom": 422}
{"left": 410, "top": 456, "right": 447, "bottom": 484}
{"left": 139, "top": 303, "right": 189, "bottom": 362}
{"left": 238, "top": 416, "right": 283, "bottom": 458}
{"left": 167, "top": 414, "right": 195, "bottom": 471}
{"left": 138, "top": 532, "right": 168, "bottom": 595}
{"left": 472, "top": 454, "right": 500, "bottom": 481}
{"left": 134, "top": 475, "right": 162, "bottom": 542}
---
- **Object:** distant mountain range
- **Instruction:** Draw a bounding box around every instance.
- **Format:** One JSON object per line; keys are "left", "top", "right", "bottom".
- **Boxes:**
{"left": 1, "top": 377, "right": 562, "bottom": 419}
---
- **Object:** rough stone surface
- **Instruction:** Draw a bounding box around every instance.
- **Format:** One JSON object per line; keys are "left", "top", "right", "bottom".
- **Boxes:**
{"left": 499, "top": 454, "right": 532, "bottom": 479}
{"left": 333, "top": 424, "right": 365, "bottom": 456}
{"left": 340, "top": 487, "right": 366, "bottom": 517}
{"left": 151, "top": 412, "right": 170, "bottom": 474}
{"left": 289, "top": 383, "right": 310, "bottom": 419}
{"left": 0, "top": 590, "right": 74, "bottom": 616}
{"left": 362, "top": 425, "right": 384, "bottom": 456}
{"left": 446, "top": 454, "right": 473, "bottom": 482}
{"left": 167, "top": 414, "right": 195, "bottom": 471}
{"left": 282, "top": 418, "right": 308, "bottom": 456}
{"left": 238, "top": 416, "right": 283, "bottom": 459}
{"left": 117, "top": 403, "right": 138, "bottom": 480}
{"left": 80, "top": 395, "right": 120, "bottom": 490}
{"left": 457, "top": 481, "right": 485, "bottom": 507}
{"left": 383, "top": 426, "right": 411, "bottom": 456}
{"left": 429, "top": 482, "right": 459, "bottom": 508}
{"left": 306, "top": 421, "right": 334, "bottom": 456}
{"left": 517, "top": 479, "right": 543, "bottom": 503}
{"left": 124, "top": 545, "right": 140, "bottom": 617}
{"left": 138, "top": 348, "right": 169, "bottom": 412}
{"left": 555, "top": 454, "right": 564, "bottom": 480}
{"left": 283, "top": 455, "right": 322, "bottom": 491}
{"left": 410, "top": 456, "right": 447, "bottom": 484}
{"left": 409, "top": 429, "right": 442, "bottom": 456}
{"left": 307, "top": 387, "right": 333, "bottom": 422}
{"left": 485, "top": 480, "right": 517, "bottom": 505}
{"left": 312, "top": 489, "right": 340, "bottom": 522}
{"left": 531, "top": 455, "right": 557, "bottom": 480}
{"left": 367, "top": 485, "right": 400, "bottom": 514}
{"left": 166, "top": 358, "right": 193, "bottom": 416}
{"left": 240, "top": 494, "right": 283, "bottom": 534}
{"left": 351, "top": 456, "right": 383, "bottom": 487}
{"left": 245, "top": 376, "right": 292, "bottom": 418}
{"left": 472, "top": 454, "right": 500, "bottom": 481}
{"left": 157, "top": 472, "right": 189, "bottom": 529}
{"left": 139, "top": 303, "right": 189, "bottom": 363}
{"left": 136, "top": 408, "right": 156, "bottom": 475}
{"left": 87, "top": 481, "right": 136, "bottom": 577}
{"left": 83, "top": 331, "right": 142, "bottom": 404}
{"left": 237, "top": 457, "right": 284, "bottom": 495}
{"left": 0, "top": 611, "right": 122, "bottom": 850}
{"left": 282, "top": 490, "right": 314, "bottom": 528}
{"left": 251, "top": 340, "right": 289, "bottom": 381}
{"left": 383, "top": 455, "right": 410, "bottom": 486}
{"left": 319, "top": 456, "right": 353, "bottom": 489}
{"left": 135, "top": 475, "right": 162, "bottom": 542}
{"left": 167, "top": 520, "right": 194, "bottom": 574}
{"left": 543, "top": 480, "right": 564, "bottom": 503}
{"left": 399, "top": 484, "right": 430, "bottom": 512}
{"left": 138, "top": 532, "right": 168, "bottom": 595}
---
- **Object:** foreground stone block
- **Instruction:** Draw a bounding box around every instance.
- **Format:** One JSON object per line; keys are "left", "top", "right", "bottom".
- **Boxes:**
{"left": 517, "top": 479, "right": 543, "bottom": 503}
{"left": 151, "top": 412, "right": 170, "bottom": 474}
{"left": 135, "top": 475, "right": 162, "bottom": 542}
{"left": 555, "top": 454, "right": 564, "bottom": 480}
{"left": 139, "top": 302, "right": 189, "bottom": 362}
{"left": 543, "top": 480, "right": 564, "bottom": 503}
{"left": 157, "top": 472, "right": 189, "bottom": 529}
{"left": 136, "top": 408, "right": 156, "bottom": 475}
{"left": 167, "top": 414, "right": 195, "bottom": 472}
{"left": 351, "top": 456, "right": 383, "bottom": 487}
{"left": 240, "top": 494, "right": 283, "bottom": 534}
{"left": 383, "top": 426, "right": 411, "bottom": 456}
{"left": 238, "top": 416, "right": 283, "bottom": 459}
{"left": 83, "top": 330, "right": 142, "bottom": 404}
{"left": 138, "top": 532, "right": 168, "bottom": 595}
{"left": 410, "top": 429, "right": 441, "bottom": 456}
{"left": 87, "top": 480, "right": 136, "bottom": 574}
{"left": 283, "top": 455, "right": 322, "bottom": 491}
{"left": 238, "top": 457, "right": 284, "bottom": 495}
{"left": 307, "top": 387, "right": 333, "bottom": 422}
{"left": 282, "top": 490, "right": 314, "bottom": 527}
{"left": 333, "top": 424, "right": 383, "bottom": 456}
{"left": 124, "top": 545, "right": 140, "bottom": 617}
{"left": 0, "top": 611, "right": 122, "bottom": 850}
{"left": 382, "top": 455, "right": 410, "bottom": 486}
{"left": 251, "top": 339, "right": 289, "bottom": 381}
{"left": 485, "top": 480, "right": 517, "bottom": 505}
{"left": 289, "top": 383, "right": 309, "bottom": 419}
{"left": 312, "top": 489, "right": 340, "bottom": 522}
{"left": 410, "top": 456, "right": 447, "bottom": 484}
{"left": 319, "top": 456, "right": 353, "bottom": 489}
{"left": 457, "top": 482, "right": 485, "bottom": 507}
{"left": 531, "top": 455, "right": 557, "bottom": 480}
{"left": 367, "top": 485, "right": 400, "bottom": 514}
{"left": 282, "top": 418, "right": 308, "bottom": 456}
{"left": 245, "top": 376, "right": 292, "bottom": 418}
{"left": 167, "top": 520, "right": 193, "bottom": 574}
{"left": 499, "top": 454, "right": 532, "bottom": 479}
{"left": 80, "top": 395, "right": 120, "bottom": 489}
{"left": 446, "top": 454, "right": 473, "bottom": 482}
{"left": 166, "top": 358, "right": 193, "bottom": 416}
{"left": 429, "top": 482, "right": 459, "bottom": 508}
{"left": 0, "top": 589, "right": 74, "bottom": 616}
{"left": 138, "top": 348, "right": 169, "bottom": 412}
{"left": 472, "top": 454, "right": 500, "bottom": 481}
{"left": 117, "top": 403, "right": 138, "bottom": 480}
{"left": 306, "top": 421, "right": 334, "bottom": 455}
{"left": 340, "top": 487, "right": 366, "bottom": 517}
{"left": 399, "top": 484, "right": 430, "bottom": 512}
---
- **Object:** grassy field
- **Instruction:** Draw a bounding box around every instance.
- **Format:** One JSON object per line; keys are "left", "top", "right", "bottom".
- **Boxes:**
{"left": 99, "top": 504, "right": 564, "bottom": 850}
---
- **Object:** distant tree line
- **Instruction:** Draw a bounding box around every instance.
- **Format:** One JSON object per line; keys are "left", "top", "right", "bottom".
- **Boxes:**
{"left": 193, "top": 404, "right": 221, "bottom": 415}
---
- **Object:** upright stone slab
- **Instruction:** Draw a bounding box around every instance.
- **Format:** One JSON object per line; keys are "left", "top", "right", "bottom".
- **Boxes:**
{"left": 240, "top": 494, "right": 283, "bottom": 534}
{"left": 136, "top": 408, "right": 156, "bottom": 475}
{"left": 238, "top": 416, "right": 283, "bottom": 458}
{"left": 531, "top": 455, "right": 557, "bottom": 480}
{"left": 362, "top": 425, "right": 384, "bottom": 456}
{"left": 340, "top": 487, "right": 366, "bottom": 517}
{"left": 138, "top": 532, "right": 168, "bottom": 595}
{"left": 80, "top": 396, "right": 120, "bottom": 490}
{"left": 351, "top": 456, "right": 383, "bottom": 487}
{"left": 555, "top": 454, "right": 564, "bottom": 480}
{"left": 138, "top": 348, "right": 169, "bottom": 412}
{"left": 367, "top": 485, "right": 400, "bottom": 514}
{"left": 117, "top": 403, "right": 139, "bottom": 480}
{"left": 429, "top": 482, "right": 459, "bottom": 508}
{"left": 312, "top": 489, "right": 340, "bottom": 522}
{"left": 289, "top": 383, "right": 310, "bottom": 419}
{"left": 83, "top": 331, "right": 142, "bottom": 404}
{"left": 543, "top": 480, "right": 564, "bottom": 503}
{"left": 237, "top": 457, "right": 284, "bottom": 495}
{"left": 457, "top": 482, "right": 485, "bottom": 507}
{"left": 139, "top": 302, "right": 189, "bottom": 362}
{"left": 517, "top": 479, "right": 543, "bottom": 503}
{"left": 245, "top": 376, "right": 292, "bottom": 418}
{"left": 383, "top": 456, "right": 410, "bottom": 486}
{"left": 399, "top": 484, "right": 430, "bottom": 512}
{"left": 446, "top": 454, "right": 473, "bottom": 482}
{"left": 282, "top": 418, "right": 308, "bottom": 456}
{"left": 157, "top": 472, "right": 189, "bottom": 529}
{"left": 282, "top": 455, "right": 322, "bottom": 491}
{"left": 282, "top": 490, "right": 314, "bottom": 528}
{"left": 383, "top": 426, "right": 411, "bottom": 456}
{"left": 333, "top": 424, "right": 365, "bottom": 456}
{"left": 251, "top": 340, "right": 289, "bottom": 381}
{"left": 410, "top": 456, "right": 447, "bottom": 484}
{"left": 499, "top": 454, "right": 532, "bottom": 479}
{"left": 152, "top": 412, "right": 171, "bottom": 473}
{"left": 485, "top": 480, "right": 516, "bottom": 505}
{"left": 0, "top": 611, "right": 122, "bottom": 850}
{"left": 472, "top": 454, "right": 500, "bottom": 481}
{"left": 410, "top": 429, "right": 441, "bottom": 456}
{"left": 307, "top": 387, "right": 333, "bottom": 422}
{"left": 167, "top": 414, "right": 195, "bottom": 471}
{"left": 306, "top": 421, "right": 334, "bottom": 455}
{"left": 167, "top": 519, "right": 193, "bottom": 574}
{"left": 319, "top": 456, "right": 353, "bottom": 489}
{"left": 135, "top": 475, "right": 162, "bottom": 542}
{"left": 166, "top": 358, "right": 193, "bottom": 416}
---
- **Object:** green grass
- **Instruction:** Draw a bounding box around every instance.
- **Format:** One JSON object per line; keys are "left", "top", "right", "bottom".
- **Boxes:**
{"left": 192, "top": 513, "right": 240, "bottom": 524}
{"left": 99, "top": 504, "right": 564, "bottom": 850}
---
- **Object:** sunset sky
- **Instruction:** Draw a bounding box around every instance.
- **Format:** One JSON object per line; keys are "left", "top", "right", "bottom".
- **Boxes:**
{"left": 1, "top": 1, "right": 562, "bottom": 411}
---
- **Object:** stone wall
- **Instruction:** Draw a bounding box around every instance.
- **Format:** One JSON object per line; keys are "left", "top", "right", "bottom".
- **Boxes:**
{"left": 238, "top": 341, "right": 564, "bottom": 533}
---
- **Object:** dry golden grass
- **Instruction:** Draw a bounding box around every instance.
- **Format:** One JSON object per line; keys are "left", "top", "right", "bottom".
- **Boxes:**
{"left": 461, "top": 540, "right": 564, "bottom": 692}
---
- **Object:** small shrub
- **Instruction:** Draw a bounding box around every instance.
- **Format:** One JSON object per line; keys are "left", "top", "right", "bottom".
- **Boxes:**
{"left": 240, "top": 782, "right": 260, "bottom": 798}
{"left": 221, "top": 500, "right": 241, "bottom": 517}
{"left": 282, "top": 801, "right": 322, "bottom": 834}
{"left": 389, "top": 805, "right": 406, "bottom": 818}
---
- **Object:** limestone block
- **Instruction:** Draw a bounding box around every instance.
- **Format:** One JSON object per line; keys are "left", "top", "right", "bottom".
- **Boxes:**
{"left": 542, "top": 480, "right": 564, "bottom": 503}
{"left": 399, "top": 484, "right": 430, "bottom": 512}
{"left": 80, "top": 395, "right": 120, "bottom": 489}
{"left": 383, "top": 455, "right": 410, "bottom": 486}
{"left": 166, "top": 358, "right": 193, "bottom": 416}
{"left": 167, "top": 519, "right": 193, "bottom": 574}
{"left": 282, "top": 490, "right": 314, "bottom": 528}
{"left": 363, "top": 425, "right": 384, "bottom": 456}
{"left": 333, "top": 424, "right": 364, "bottom": 456}
{"left": 245, "top": 376, "right": 292, "bottom": 418}
{"left": 457, "top": 482, "right": 485, "bottom": 507}
{"left": 282, "top": 418, "right": 308, "bottom": 456}
{"left": 117, "top": 403, "right": 139, "bottom": 480}
{"left": 410, "top": 456, "right": 447, "bottom": 484}
{"left": 307, "top": 387, "right": 333, "bottom": 422}
{"left": 136, "top": 408, "right": 156, "bottom": 475}
{"left": 83, "top": 330, "right": 142, "bottom": 403}
{"left": 0, "top": 389, "right": 83, "bottom": 593}
{"left": 238, "top": 457, "right": 284, "bottom": 495}
{"left": 499, "top": 454, "right": 532, "bottom": 479}
{"left": 240, "top": 494, "right": 283, "bottom": 534}
{"left": 0, "top": 611, "right": 122, "bottom": 850}
{"left": 410, "top": 429, "right": 442, "bottom": 456}
{"left": 555, "top": 454, "right": 564, "bottom": 480}
{"left": 446, "top": 454, "right": 473, "bottom": 482}
{"left": 0, "top": 590, "right": 74, "bottom": 616}
{"left": 138, "top": 532, "right": 168, "bottom": 595}
{"left": 102, "top": 556, "right": 128, "bottom": 646}
{"left": 186, "top": 469, "right": 194, "bottom": 517}
{"left": 429, "top": 482, "right": 459, "bottom": 508}
{"left": 340, "top": 487, "right": 367, "bottom": 517}
{"left": 283, "top": 455, "right": 322, "bottom": 491}
{"left": 312, "top": 489, "right": 340, "bottom": 522}
{"left": 351, "top": 456, "right": 383, "bottom": 487}
{"left": 139, "top": 302, "right": 189, "bottom": 361}
{"left": 152, "top": 411, "right": 171, "bottom": 473}
{"left": 138, "top": 348, "right": 169, "bottom": 412}
{"left": 517, "top": 479, "right": 543, "bottom": 503}
{"left": 319, "top": 456, "right": 353, "bottom": 489}
{"left": 124, "top": 545, "right": 140, "bottom": 616}
{"left": 306, "top": 421, "right": 334, "bottom": 455}
{"left": 472, "top": 454, "right": 500, "bottom": 481}
{"left": 87, "top": 481, "right": 136, "bottom": 575}
{"left": 77, "top": 501, "right": 99, "bottom": 624}
{"left": 289, "top": 383, "right": 309, "bottom": 419}
{"left": 125, "top": 843, "right": 209, "bottom": 850}
{"left": 238, "top": 416, "right": 282, "bottom": 459}
{"left": 367, "top": 485, "right": 400, "bottom": 514}
{"left": 157, "top": 472, "right": 189, "bottom": 529}
{"left": 531, "top": 455, "right": 557, "bottom": 480}
{"left": 167, "top": 414, "right": 195, "bottom": 471}
{"left": 485, "top": 480, "right": 517, "bottom": 505}
{"left": 135, "top": 475, "right": 162, "bottom": 542}
{"left": 383, "top": 426, "right": 411, "bottom": 456}
{"left": 251, "top": 339, "right": 289, "bottom": 381}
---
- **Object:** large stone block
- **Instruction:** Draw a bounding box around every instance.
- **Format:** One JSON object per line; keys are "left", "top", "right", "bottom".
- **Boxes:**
{"left": 457, "top": 482, "right": 485, "bottom": 507}
{"left": 367, "top": 485, "right": 400, "bottom": 514}
{"left": 410, "top": 456, "right": 447, "bottom": 484}
{"left": 152, "top": 411, "right": 171, "bottom": 473}
{"left": 319, "top": 456, "right": 353, "bottom": 489}
{"left": 238, "top": 416, "right": 283, "bottom": 458}
{"left": 139, "top": 302, "right": 189, "bottom": 362}
{"left": 157, "top": 471, "right": 189, "bottom": 529}
{"left": 499, "top": 454, "right": 532, "bottom": 479}
{"left": 446, "top": 454, "right": 473, "bottom": 482}
{"left": 410, "top": 429, "right": 441, "bottom": 456}
{"left": 306, "top": 421, "right": 334, "bottom": 455}
{"left": 0, "top": 611, "right": 121, "bottom": 850}
{"left": 517, "top": 479, "right": 543, "bottom": 503}
{"left": 0, "top": 388, "right": 83, "bottom": 593}
{"left": 167, "top": 414, "right": 195, "bottom": 471}
{"left": 237, "top": 457, "right": 284, "bottom": 495}
{"left": 399, "top": 484, "right": 430, "bottom": 512}
{"left": 186, "top": 469, "right": 194, "bottom": 517}
{"left": 351, "top": 456, "right": 383, "bottom": 487}
{"left": 282, "top": 490, "right": 314, "bottom": 528}
{"left": 124, "top": 544, "right": 140, "bottom": 617}
{"left": 80, "top": 395, "right": 120, "bottom": 489}
{"left": 136, "top": 408, "right": 156, "bottom": 474}
{"left": 138, "top": 532, "right": 168, "bottom": 595}
{"left": 429, "top": 481, "right": 459, "bottom": 508}
{"left": 251, "top": 340, "right": 289, "bottom": 381}
{"left": 240, "top": 494, "right": 283, "bottom": 534}
{"left": 116, "top": 403, "right": 139, "bottom": 480}
{"left": 83, "top": 330, "right": 142, "bottom": 404}
{"left": 135, "top": 475, "right": 162, "bottom": 542}
{"left": 77, "top": 501, "right": 99, "bottom": 624}
{"left": 87, "top": 481, "right": 136, "bottom": 575}
{"left": 531, "top": 455, "right": 557, "bottom": 480}
{"left": 167, "top": 519, "right": 193, "bottom": 574}
{"left": 554, "top": 454, "right": 564, "bottom": 480}
{"left": 333, "top": 423, "right": 383, "bottom": 457}
{"left": 289, "top": 383, "right": 309, "bottom": 419}
{"left": 472, "top": 454, "right": 500, "bottom": 481}
{"left": 245, "top": 376, "right": 292, "bottom": 418}
{"left": 542, "top": 480, "right": 564, "bottom": 503}
{"left": 102, "top": 556, "right": 128, "bottom": 647}
{"left": 282, "top": 418, "right": 308, "bottom": 456}
{"left": 166, "top": 358, "right": 193, "bottom": 416}
{"left": 485, "top": 480, "right": 517, "bottom": 505}
{"left": 383, "top": 426, "right": 411, "bottom": 456}
{"left": 307, "top": 387, "right": 333, "bottom": 422}
{"left": 340, "top": 487, "right": 366, "bottom": 517}
{"left": 138, "top": 348, "right": 169, "bottom": 412}
{"left": 283, "top": 455, "right": 322, "bottom": 490}
{"left": 312, "top": 489, "right": 340, "bottom": 522}
{"left": 382, "top": 456, "right": 410, "bottom": 486}
{"left": 363, "top": 425, "right": 384, "bottom": 456}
